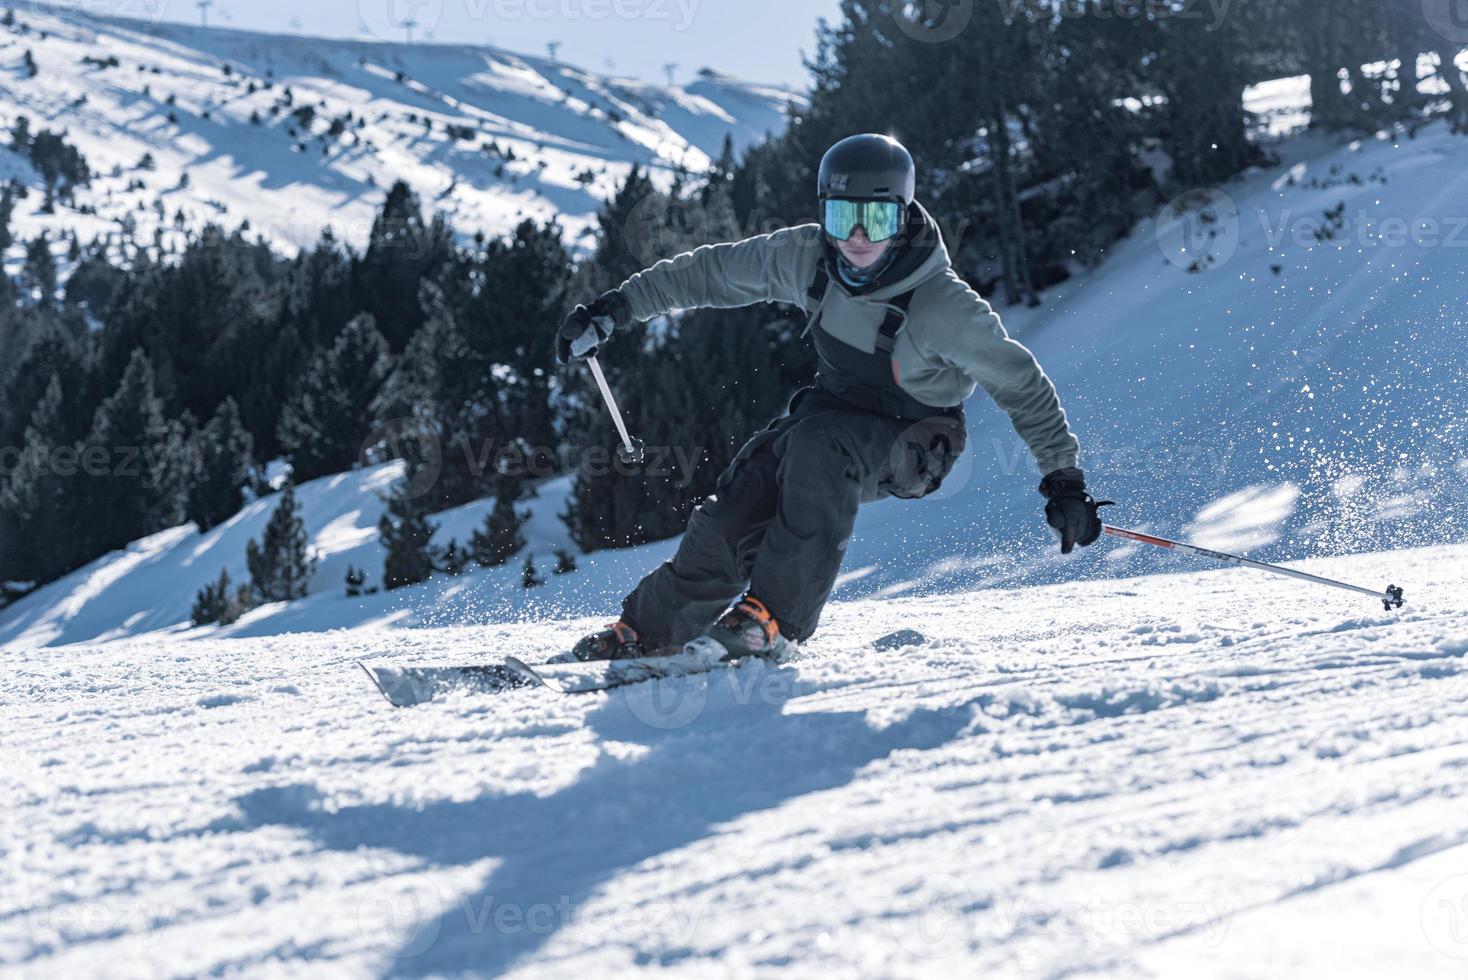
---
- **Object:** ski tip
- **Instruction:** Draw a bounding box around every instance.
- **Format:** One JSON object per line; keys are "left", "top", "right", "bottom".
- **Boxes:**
{"left": 504, "top": 656, "right": 552, "bottom": 690}
{"left": 356, "top": 660, "right": 403, "bottom": 707}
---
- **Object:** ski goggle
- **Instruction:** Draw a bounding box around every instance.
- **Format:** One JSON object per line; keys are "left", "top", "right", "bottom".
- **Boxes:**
{"left": 822, "top": 199, "right": 904, "bottom": 243}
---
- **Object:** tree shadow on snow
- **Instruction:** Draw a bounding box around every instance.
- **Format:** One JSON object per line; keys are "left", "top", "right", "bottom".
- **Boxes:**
{"left": 231, "top": 662, "right": 977, "bottom": 976}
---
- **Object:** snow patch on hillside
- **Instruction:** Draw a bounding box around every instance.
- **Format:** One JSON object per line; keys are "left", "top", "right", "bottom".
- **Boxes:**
{"left": 0, "top": 461, "right": 677, "bottom": 649}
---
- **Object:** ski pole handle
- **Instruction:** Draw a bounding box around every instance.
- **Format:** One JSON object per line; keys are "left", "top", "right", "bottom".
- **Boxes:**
{"left": 586, "top": 356, "right": 645, "bottom": 465}
{"left": 1103, "top": 524, "right": 1405, "bottom": 611}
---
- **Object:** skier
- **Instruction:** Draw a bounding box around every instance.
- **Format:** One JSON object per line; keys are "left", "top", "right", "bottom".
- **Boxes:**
{"left": 556, "top": 134, "right": 1104, "bottom": 662}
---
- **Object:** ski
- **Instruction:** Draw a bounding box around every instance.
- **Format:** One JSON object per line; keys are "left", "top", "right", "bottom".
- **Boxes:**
{"left": 357, "top": 661, "right": 531, "bottom": 708}
{"left": 505, "top": 646, "right": 760, "bottom": 694}
{"left": 506, "top": 629, "right": 928, "bottom": 695}
{"left": 362, "top": 630, "right": 929, "bottom": 705}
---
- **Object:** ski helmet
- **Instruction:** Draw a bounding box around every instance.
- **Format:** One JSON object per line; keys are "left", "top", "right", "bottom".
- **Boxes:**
{"left": 817, "top": 134, "right": 916, "bottom": 205}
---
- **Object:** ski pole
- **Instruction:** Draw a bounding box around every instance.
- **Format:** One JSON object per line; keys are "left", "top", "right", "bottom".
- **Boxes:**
{"left": 586, "top": 355, "right": 645, "bottom": 464}
{"left": 1102, "top": 525, "right": 1406, "bottom": 611}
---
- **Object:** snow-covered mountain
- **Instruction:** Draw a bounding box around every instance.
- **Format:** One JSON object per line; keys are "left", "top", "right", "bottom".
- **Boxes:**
{"left": 0, "top": 4, "right": 797, "bottom": 258}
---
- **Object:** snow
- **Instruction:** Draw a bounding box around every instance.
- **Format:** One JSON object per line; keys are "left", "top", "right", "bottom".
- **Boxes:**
{"left": 4, "top": 32, "right": 1468, "bottom": 973}
{"left": 4, "top": 544, "right": 1466, "bottom": 976}
{"left": 0, "top": 5, "right": 797, "bottom": 261}
{"left": 0, "top": 462, "right": 667, "bottom": 649}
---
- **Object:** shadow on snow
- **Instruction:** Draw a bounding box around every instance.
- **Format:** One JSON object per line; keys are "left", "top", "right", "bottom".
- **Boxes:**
{"left": 229, "top": 666, "right": 979, "bottom": 975}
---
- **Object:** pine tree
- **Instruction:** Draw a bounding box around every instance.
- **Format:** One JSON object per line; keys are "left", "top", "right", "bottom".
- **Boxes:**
{"left": 555, "top": 170, "right": 675, "bottom": 549}
{"left": 552, "top": 548, "right": 577, "bottom": 575}
{"left": 100, "top": 224, "right": 274, "bottom": 427}
{"left": 238, "top": 319, "right": 304, "bottom": 463}
{"left": 521, "top": 554, "right": 544, "bottom": 589}
{"left": 344, "top": 564, "right": 366, "bottom": 597}
{"left": 470, "top": 473, "right": 528, "bottom": 567}
{"left": 0, "top": 375, "right": 84, "bottom": 584}
{"left": 0, "top": 181, "right": 16, "bottom": 252}
{"left": 372, "top": 283, "right": 491, "bottom": 509}
{"left": 221, "top": 582, "right": 253, "bottom": 624}
{"left": 245, "top": 481, "right": 315, "bottom": 602}
{"left": 21, "top": 234, "right": 57, "bottom": 308}
{"left": 8, "top": 116, "right": 30, "bottom": 151}
{"left": 23, "top": 48, "right": 36, "bottom": 78}
{"left": 26, "top": 129, "right": 91, "bottom": 208}
{"left": 436, "top": 539, "right": 468, "bottom": 576}
{"left": 276, "top": 313, "right": 390, "bottom": 482}
{"left": 64, "top": 250, "right": 126, "bottom": 313}
{"left": 0, "top": 320, "right": 91, "bottom": 451}
{"left": 191, "top": 567, "right": 250, "bottom": 626}
{"left": 80, "top": 349, "right": 188, "bottom": 559}
{"left": 709, "top": 133, "right": 737, "bottom": 190}
{"left": 277, "top": 228, "right": 357, "bottom": 351}
{"left": 1146, "top": 7, "right": 1265, "bottom": 187}
{"left": 353, "top": 181, "right": 458, "bottom": 350}
{"left": 187, "top": 397, "right": 254, "bottom": 532}
{"left": 458, "top": 218, "right": 572, "bottom": 451}
{"left": 586, "top": 166, "right": 662, "bottom": 288}
{"left": 378, "top": 484, "right": 437, "bottom": 590}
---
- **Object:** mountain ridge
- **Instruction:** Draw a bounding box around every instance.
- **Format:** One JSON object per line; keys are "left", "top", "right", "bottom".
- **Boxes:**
{"left": 0, "top": 3, "right": 797, "bottom": 261}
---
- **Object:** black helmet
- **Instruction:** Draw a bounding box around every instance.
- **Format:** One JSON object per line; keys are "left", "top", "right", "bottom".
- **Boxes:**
{"left": 817, "top": 134, "right": 915, "bottom": 205}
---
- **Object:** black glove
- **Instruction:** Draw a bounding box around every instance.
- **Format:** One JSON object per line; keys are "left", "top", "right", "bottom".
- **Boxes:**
{"left": 556, "top": 289, "right": 632, "bottom": 365}
{"left": 1038, "top": 467, "right": 1110, "bottom": 555}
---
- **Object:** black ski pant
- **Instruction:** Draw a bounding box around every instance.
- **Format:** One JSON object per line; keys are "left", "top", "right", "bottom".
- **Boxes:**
{"left": 622, "top": 388, "right": 964, "bottom": 645}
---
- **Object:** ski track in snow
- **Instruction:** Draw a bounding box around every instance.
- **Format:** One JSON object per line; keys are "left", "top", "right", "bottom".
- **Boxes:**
{"left": 5, "top": 544, "right": 1468, "bottom": 977}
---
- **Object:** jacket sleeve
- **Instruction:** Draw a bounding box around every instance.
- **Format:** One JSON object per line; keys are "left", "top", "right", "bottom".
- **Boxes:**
{"left": 921, "top": 277, "right": 1080, "bottom": 476}
{"left": 617, "top": 225, "right": 821, "bottom": 321}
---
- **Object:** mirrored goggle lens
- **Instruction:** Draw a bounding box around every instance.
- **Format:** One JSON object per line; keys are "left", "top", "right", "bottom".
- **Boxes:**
{"left": 823, "top": 200, "right": 902, "bottom": 242}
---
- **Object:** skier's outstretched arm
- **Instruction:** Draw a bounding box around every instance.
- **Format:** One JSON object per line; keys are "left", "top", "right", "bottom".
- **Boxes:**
{"left": 918, "top": 277, "right": 1080, "bottom": 477}
{"left": 912, "top": 276, "right": 1105, "bottom": 553}
{"left": 556, "top": 227, "right": 820, "bottom": 364}
{"left": 618, "top": 226, "right": 819, "bottom": 320}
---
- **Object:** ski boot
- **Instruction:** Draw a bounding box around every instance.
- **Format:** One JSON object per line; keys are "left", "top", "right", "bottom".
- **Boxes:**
{"left": 552, "top": 621, "right": 669, "bottom": 663}
{"left": 684, "top": 595, "right": 795, "bottom": 662}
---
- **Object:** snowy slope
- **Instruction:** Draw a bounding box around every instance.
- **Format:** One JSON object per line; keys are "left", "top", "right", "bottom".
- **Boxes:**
{"left": 842, "top": 118, "right": 1468, "bottom": 599}
{"left": 0, "top": 462, "right": 683, "bottom": 649}
{"left": 4, "top": 543, "right": 1466, "bottom": 976}
{"left": 0, "top": 5, "right": 796, "bottom": 260}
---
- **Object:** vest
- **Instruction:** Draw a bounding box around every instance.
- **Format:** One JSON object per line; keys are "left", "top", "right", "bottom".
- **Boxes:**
{"left": 805, "top": 261, "right": 962, "bottom": 423}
